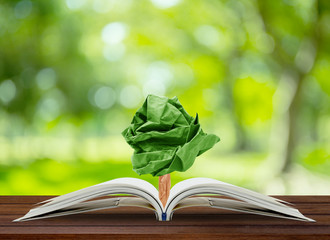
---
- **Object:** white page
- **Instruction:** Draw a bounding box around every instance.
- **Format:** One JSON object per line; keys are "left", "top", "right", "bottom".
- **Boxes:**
{"left": 14, "top": 198, "right": 121, "bottom": 222}
{"left": 40, "top": 178, "right": 159, "bottom": 206}
{"left": 169, "top": 197, "right": 313, "bottom": 221}
{"left": 165, "top": 178, "right": 311, "bottom": 221}
{"left": 208, "top": 197, "right": 314, "bottom": 222}
{"left": 14, "top": 197, "right": 156, "bottom": 222}
{"left": 14, "top": 178, "right": 163, "bottom": 222}
{"left": 167, "top": 178, "right": 283, "bottom": 208}
{"left": 14, "top": 177, "right": 314, "bottom": 223}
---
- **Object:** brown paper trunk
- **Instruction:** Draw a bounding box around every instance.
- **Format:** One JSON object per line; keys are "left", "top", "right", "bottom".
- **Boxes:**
{"left": 158, "top": 174, "right": 171, "bottom": 208}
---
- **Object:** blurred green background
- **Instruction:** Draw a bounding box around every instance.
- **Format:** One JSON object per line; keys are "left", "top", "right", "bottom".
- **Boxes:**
{"left": 0, "top": 0, "right": 329, "bottom": 195}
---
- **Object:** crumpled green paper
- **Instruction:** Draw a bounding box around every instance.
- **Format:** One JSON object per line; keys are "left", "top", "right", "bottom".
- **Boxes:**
{"left": 122, "top": 94, "right": 220, "bottom": 177}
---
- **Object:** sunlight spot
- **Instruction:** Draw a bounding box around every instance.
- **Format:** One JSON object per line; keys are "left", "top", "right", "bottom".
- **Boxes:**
{"left": 143, "top": 79, "right": 166, "bottom": 97}
{"left": 36, "top": 68, "right": 57, "bottom": 90}
{"left": 142, "top": 61, "right": 173, "bottom": 96}
{"left": 93, "top": 0, "right": 115, "bottom": 13}
{"left": 14, "top": 0, "right": 32, "bottom": 19}
{"left": 65, "top": 0, "right": 87, "bottom": 10}
{"left": 119, "top": 85, "right": 142, "bottom": 109}
{"left": 101, "top": 22, "right": 128, "bottom": 45}
{"left": 0, "top": 80, "right": 16, "bottom": 104}
{"left": 194, "top": 25, "right": 220, "bottom": 47}
{"left": 38, "top": 98, "right": 60, "bottom": 122}
{"left": 37, "top": 89, "right": 65, "bottom": 122}
{"left": 94, "top": 86, "right": 116, "bottom": 109}
{"left": 146, "top": 61, "right": 173, "bottom": 87}
{"left": 103, "top": 43, "right": 125, "bottom": 61}
{"left": 150, "top": 0, "right": 181, "bottom": 9}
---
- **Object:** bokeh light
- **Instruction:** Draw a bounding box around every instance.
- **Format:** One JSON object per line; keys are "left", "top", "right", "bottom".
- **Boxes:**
{"left": 0, "top": 0, "right": 329, "bottom": 195}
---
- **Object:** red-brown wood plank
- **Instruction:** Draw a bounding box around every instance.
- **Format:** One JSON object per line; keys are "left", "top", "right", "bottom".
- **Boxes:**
{"left": 0, "top": 196, "right": 329, "bottom": 240}
{"left": 1, "top": 214, "right": 329, "bottom": 225}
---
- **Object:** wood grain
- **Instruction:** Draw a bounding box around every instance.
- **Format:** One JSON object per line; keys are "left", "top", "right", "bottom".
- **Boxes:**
{"left": 1, "top": 195, "right": 329, "bottom": 239}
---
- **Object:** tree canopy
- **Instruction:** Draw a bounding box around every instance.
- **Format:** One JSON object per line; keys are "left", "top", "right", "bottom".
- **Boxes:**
{"left": 0, "top": 0, "right": 329, "bottom": 195}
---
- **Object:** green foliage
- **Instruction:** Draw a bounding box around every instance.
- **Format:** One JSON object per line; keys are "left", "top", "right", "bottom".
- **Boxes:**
{"left": 233, "top": 77, "right": 275, "bottom": 125}
{"left": 0, "top": 0, "right": 329, "bottom": 194}
{"left": 302, "top": 147, "right": 330, "bottom": 175}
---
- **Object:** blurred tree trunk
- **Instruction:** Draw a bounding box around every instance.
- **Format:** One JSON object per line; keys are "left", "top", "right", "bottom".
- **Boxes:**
{"left": 222, "top": 48, "right": 250, "bottom": 151}
{"left": 281, "top": 71, "right": 305, "bottom": 173}
{"left": 257, "top": 1, "right": 320, "bottom": 173}
{"left": 222, "top": 75, "right": 249, "bottom": 151}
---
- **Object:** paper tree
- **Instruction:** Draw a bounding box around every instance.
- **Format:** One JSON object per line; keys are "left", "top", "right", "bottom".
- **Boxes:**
{"left": 122, "top": 94, "right": 220, "bottom": 206}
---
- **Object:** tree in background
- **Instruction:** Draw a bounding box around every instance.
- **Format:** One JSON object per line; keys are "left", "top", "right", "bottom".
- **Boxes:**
{"left": 0, "top": 0, "right": 329, "bottom": 194}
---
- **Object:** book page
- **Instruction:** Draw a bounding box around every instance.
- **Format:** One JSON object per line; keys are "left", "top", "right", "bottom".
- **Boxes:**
{"left": 165, "top": 178, "right": 312, "bottom": 221}
{"left": 15, "top": 178, "right": 163, "bottom": 222}
{"left": 15, "top": 197, "right": 155, "bottom": 222}
{"left": 170, "top": 197, "right": 313, "bottom": 221}
{"left": 14, "top": 198, "right": 121, "bottom": 222}
{"left": 208, "top": 197, "right": 314, "bottom": 222}
{"left": 40, "top": 178, "right": 159, "bottom": 206}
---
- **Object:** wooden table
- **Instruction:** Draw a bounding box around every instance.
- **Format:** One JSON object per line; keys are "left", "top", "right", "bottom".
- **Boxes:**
{"left": 1, "top": 196, "right": 329, "bottom": 239}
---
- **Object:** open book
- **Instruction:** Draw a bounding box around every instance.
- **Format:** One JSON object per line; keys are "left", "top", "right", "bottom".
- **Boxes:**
{"left": 14, "top": 177, "right": 314, "bottom": 222}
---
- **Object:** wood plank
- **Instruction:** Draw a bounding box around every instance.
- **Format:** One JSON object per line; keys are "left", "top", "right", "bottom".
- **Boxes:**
{"left": 0, "top": 196, "right": 329, "bottom": 239}
{"left": 1, "top": 214, "right": 328, "bottom": 226}
{"left": 0, "top": 196, "right": 56, "bottom": 204}
{"left": 0, "top": 234, "right": 329, "bottom": 240}
{"left": 1, "top": 225, "right": 330, "bottom": 235}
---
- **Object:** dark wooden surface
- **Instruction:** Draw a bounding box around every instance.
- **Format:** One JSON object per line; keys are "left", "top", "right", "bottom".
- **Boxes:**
{"left": 1, "top": 195, "right": 329, "bottom": 239}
